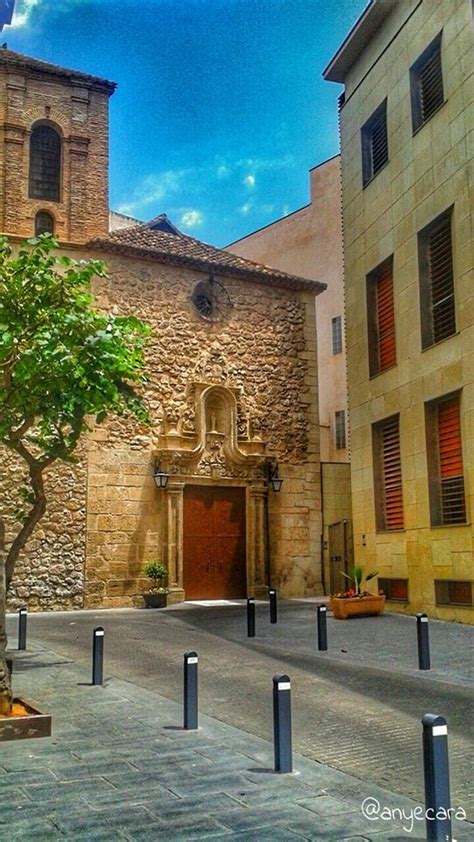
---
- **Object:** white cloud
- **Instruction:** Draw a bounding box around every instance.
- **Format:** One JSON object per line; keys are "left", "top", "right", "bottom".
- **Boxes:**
{"left": 239, "top": 202, "right": 252, "bottom": 215}
{"left": 243, "top": 174, "right": 255, "bottom": 188}
{"left": 117, "top": 168, "right": 189, "bottom": 216}
{"left": 9, "top": 0, "right": 40, "bottom": 28}
{"left": 180, "top": 209, "right": 203, "bottom": 229}
{"left": 216, "top": 164, "right": 230, "bottom": 180}
{"left": 8, "top": 0, "right": 88, "bottom": 29}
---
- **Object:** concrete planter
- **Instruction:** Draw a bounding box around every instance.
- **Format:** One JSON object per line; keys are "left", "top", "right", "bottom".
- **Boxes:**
{"left": 0, "top": 698, "right": 51, "bottom": 742}
{"left": 329, "top": 594, "right": 385, "bottom": 620}
{"left": 143, "top": 592, "right": 168, "bottom": 609}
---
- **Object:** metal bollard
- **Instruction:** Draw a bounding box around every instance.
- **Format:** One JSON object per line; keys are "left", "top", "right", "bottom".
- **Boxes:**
{"left": 422, "top": 713, "right": 452, "bottom": 841}
{"left": 92, "top": 626, "right": 104, "bottom": 686}
{"left": 417, "top": 613, "right": 431, "bottom": 670}
{"left": 273, "top": 674, "right": 293, "bottom": 773}
{"left": 317, "top": 604, "right": 328, "bottom": 651}
{"left": 18, "top": 608, "right": 27, "bottom": 651}
{"left": 269, "top": 589, "right": 278, "bottom": 624}
{"left": 183, "top": 651, "right": 198, "bottom": 730}
{"left": 247, "top": 597, "right": 256, "bottom": 638}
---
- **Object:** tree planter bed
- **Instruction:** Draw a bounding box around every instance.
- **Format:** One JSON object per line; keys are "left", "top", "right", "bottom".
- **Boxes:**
{"left": 0, "top": 699, "right": 51, "bottom": 742}
{"left": 143, "top": 593, "right": 168, "bottom": 609}
{"left": 329, "top": 594, "right": 385, "bottom": 620}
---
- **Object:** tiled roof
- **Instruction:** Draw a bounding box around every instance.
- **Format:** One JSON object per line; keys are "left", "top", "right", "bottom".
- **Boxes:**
{"left": 0, "top": 48, "right": 116, "bottom": 94}
{"left": 88, "top": 223, "right": 326, "bottom": 293}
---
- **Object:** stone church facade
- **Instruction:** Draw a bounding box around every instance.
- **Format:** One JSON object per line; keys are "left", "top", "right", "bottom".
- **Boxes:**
{"left": 0, "top": 49, "right": 326, "bottom": 609}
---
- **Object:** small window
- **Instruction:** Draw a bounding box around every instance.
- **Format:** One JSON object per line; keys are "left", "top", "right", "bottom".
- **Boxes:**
{"left": 335, "top": 410, "right": 346, "bottom": 450}
{"left": 367, "top": 256, "right": 396, "bottom": 376}
{"left": 332, "top": 316, "right": 342, "bottom": 355}
{"left": 372, "top": 414, "right": 404, "bottom": 531}
{"left": 435, "top": 580, "right": 473, "bottom": 607}
{"left": 29, "top": 124, "right": 61, "bottom": 202}
{"left": 35, "top": 211, "right": 54, "bottom": 236}
{"left": 410, "top": 33, "right": 444, "bottom": 133}
{"left": 425, "top": 392, "right": 466, "bottom": 526}
{"left": 418, "top": 208, "right": 455, "bottom": 349}
{"left": 361, "top": 99, "right": 388, "bottom": 186}
{"left": 378, "top": 578, "right": 408, "bottom": 602}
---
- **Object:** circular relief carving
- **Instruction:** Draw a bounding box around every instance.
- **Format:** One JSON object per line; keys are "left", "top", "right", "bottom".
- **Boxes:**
{"left": 191, "top": 276, "right": 232, "bottom": 323}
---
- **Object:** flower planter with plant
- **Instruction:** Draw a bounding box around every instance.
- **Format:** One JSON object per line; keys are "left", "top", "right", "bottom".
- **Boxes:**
{"left": 143, "top": 562, "right": 169, "bottom": 608}
{"left": 329, "top": 566, "right": 385, "bottom": 619}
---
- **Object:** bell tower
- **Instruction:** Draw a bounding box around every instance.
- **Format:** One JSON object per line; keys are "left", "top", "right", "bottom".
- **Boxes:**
{"left": 0, "top": 48, "right": 116, "bottom": 243}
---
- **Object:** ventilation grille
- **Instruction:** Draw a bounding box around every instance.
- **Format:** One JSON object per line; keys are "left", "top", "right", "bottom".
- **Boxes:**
{"left": 370, "top": 112, "right": 389, "bottom": 178}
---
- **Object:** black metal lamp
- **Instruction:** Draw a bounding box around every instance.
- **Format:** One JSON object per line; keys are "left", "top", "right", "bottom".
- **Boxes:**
{"left": 152, "top": 459, "right": 169, "bottom": 489}
{"left": 267, "top": 461, "right": 283, "bottom": 493}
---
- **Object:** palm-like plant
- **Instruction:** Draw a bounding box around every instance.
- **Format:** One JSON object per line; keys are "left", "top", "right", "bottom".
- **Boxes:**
{"left": 340, "top": 565, "right": 378, "bottom": 596}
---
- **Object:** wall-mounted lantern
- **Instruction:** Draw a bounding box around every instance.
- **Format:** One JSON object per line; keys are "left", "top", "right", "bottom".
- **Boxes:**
{"left": 152, "top": 459, "right": 169, "bottom": 489}
{"left": 267, "top": 460, "right": 283, "bottom": 493}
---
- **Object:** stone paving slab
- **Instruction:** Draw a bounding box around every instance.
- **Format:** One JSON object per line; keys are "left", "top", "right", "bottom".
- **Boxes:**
{"left": 0, "top": 645, "right": 472, "bottom": 841}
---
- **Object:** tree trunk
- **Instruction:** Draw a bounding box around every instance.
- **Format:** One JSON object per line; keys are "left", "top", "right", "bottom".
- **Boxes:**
{"left": 0, "top": 558, "right": 12, "bottom": 714}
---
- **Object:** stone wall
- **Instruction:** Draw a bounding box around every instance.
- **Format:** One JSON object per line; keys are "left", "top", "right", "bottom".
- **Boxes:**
{"left": 2, "top": 447, "right": 86, "bottom": 611}
{"left": 2, "top": 247, "right": 322, "bottom": 610}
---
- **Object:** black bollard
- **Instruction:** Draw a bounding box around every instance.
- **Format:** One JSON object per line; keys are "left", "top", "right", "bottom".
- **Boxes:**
{"left": 416, "top": 613, "right": 431, "bottom": 670}
{"left": 183, "top": 651, "right": 198, "bottom": 730}
{"left": 269, "top": 589, "right": 278, "bottom": 624}
{"left": 92, "top": 626, "right": 104, "bottom": 686}
{"left": 273, "top": 674, "right": 293, "bottom": 773}
{"left": 317, "top": 604, "right": 328, "bottom": 651}
{"left": 18, "top": 608, "right": 27, "bottom": 651}
{"left": 422, "top": 713, "right": 452, "bottom": 841}
{"left": 247, "top": 597, "right": 256, "bottom": 638}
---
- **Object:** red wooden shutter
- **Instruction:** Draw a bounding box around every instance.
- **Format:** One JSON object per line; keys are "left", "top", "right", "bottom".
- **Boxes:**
{"left": 376, "top": 267, "right": 396, "bottom": 372}
{"left": 438, "top": 396, "right": 466, "bottom": 523}
{"left": 382, "top": 417, "right": 404, "bottom": 530}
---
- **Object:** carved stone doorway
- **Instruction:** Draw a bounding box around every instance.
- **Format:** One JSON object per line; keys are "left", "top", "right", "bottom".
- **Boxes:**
{"left": 183, "top": 485, "right": 247, "bottom": 599}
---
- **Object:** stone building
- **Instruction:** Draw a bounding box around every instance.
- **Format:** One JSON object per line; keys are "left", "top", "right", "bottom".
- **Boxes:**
{"left": 0, "top": 48, "right": 326, "bottom": 609}
{"left": 226, "top": 157, "right": 353, "bottom": 595}
{"left": 324, "top": 0, "right": 473, "bottom": 621}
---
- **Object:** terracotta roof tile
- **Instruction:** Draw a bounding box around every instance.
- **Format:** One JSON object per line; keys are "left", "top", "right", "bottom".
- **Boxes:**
{"left": 0, "top": 48, "right": 116, "bottom": 94}
{"left": 88, "top": 224, "right": 326, "bottom": 294}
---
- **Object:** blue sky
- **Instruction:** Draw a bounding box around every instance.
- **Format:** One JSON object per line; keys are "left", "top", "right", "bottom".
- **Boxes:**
{"left": 6, "top": 0, "right": 366, "bottom": 246}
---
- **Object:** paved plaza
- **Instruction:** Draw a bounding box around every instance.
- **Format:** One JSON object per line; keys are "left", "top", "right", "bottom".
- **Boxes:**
{"left": 2, "top": 602, "right": 473, "bottom": 840}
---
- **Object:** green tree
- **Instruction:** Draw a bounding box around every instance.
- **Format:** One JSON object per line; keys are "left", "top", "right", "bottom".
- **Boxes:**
{"left": 0, "top": 235, "right": 150, "bottom": 713}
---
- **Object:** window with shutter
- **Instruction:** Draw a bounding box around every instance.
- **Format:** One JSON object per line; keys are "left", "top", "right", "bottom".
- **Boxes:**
{"left": 335, "top": 410, "right": 346, "bottom": 450}
{"left": 373, "top": 415, "right": 404, "bottom": 531}
{"left": 425, "top": 392, "right": 466, "bottom": 526}
{"left": 418, "top": 208, "right": 456, "bottom": 348}
{"left": 410, "top": 33, "right": 444, "bottom": 133}
{"left": 332, "top": 316, "right": 342, "bottom": 355}
{"left": 435, "top": 580, "right": 473, "bottom": 606}
{"left": 29, "top": 124, "right": 61, "bottom": 202}
{"left": 378, "top": 578, "right": 409, "bottom": 602}
{"left": 437, "top": 396, "right": 466, "bottom": 524}
{"left": 367, "top": 257, "right": 396, "bottom": 376}
{"left": 361, "top": 99, "right": 388, "bottom": 186}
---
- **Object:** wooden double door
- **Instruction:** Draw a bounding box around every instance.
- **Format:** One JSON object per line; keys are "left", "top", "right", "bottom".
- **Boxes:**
{"left": 183, "top": 485, "right": 247, "bottom": 600}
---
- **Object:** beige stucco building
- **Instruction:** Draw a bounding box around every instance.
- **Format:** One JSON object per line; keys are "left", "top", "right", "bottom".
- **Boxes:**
{"left": 0, "top": 49, "right": 327, "bottom": 610}
{"left": 226, "top": 157, "right": 353, "bottom": 594}
{"left": 324, "top": 0, "right": 473, "bottom": 620}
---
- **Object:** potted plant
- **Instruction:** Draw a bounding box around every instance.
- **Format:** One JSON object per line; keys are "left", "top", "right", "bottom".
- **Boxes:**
{"left": 329, "top": 566, "right": 385, "bottom": 619}
{"left": 143, "top": 562, "right": 169, "bottom": 608}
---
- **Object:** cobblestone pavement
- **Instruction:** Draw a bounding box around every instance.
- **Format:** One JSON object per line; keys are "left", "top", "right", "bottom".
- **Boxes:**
{"left": 4, "top": 603, "right": 474, "bottom": 831}
{"left": 1, "top": 644, "right": 472, "bottom": 841}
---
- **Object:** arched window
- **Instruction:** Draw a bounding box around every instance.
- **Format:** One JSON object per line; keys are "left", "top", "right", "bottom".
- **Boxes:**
{"left": 29, "top": 124, "right": 61, "bottom": 202}
{"left": 35, "top": 211, "right": 54, "bottom": 236}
